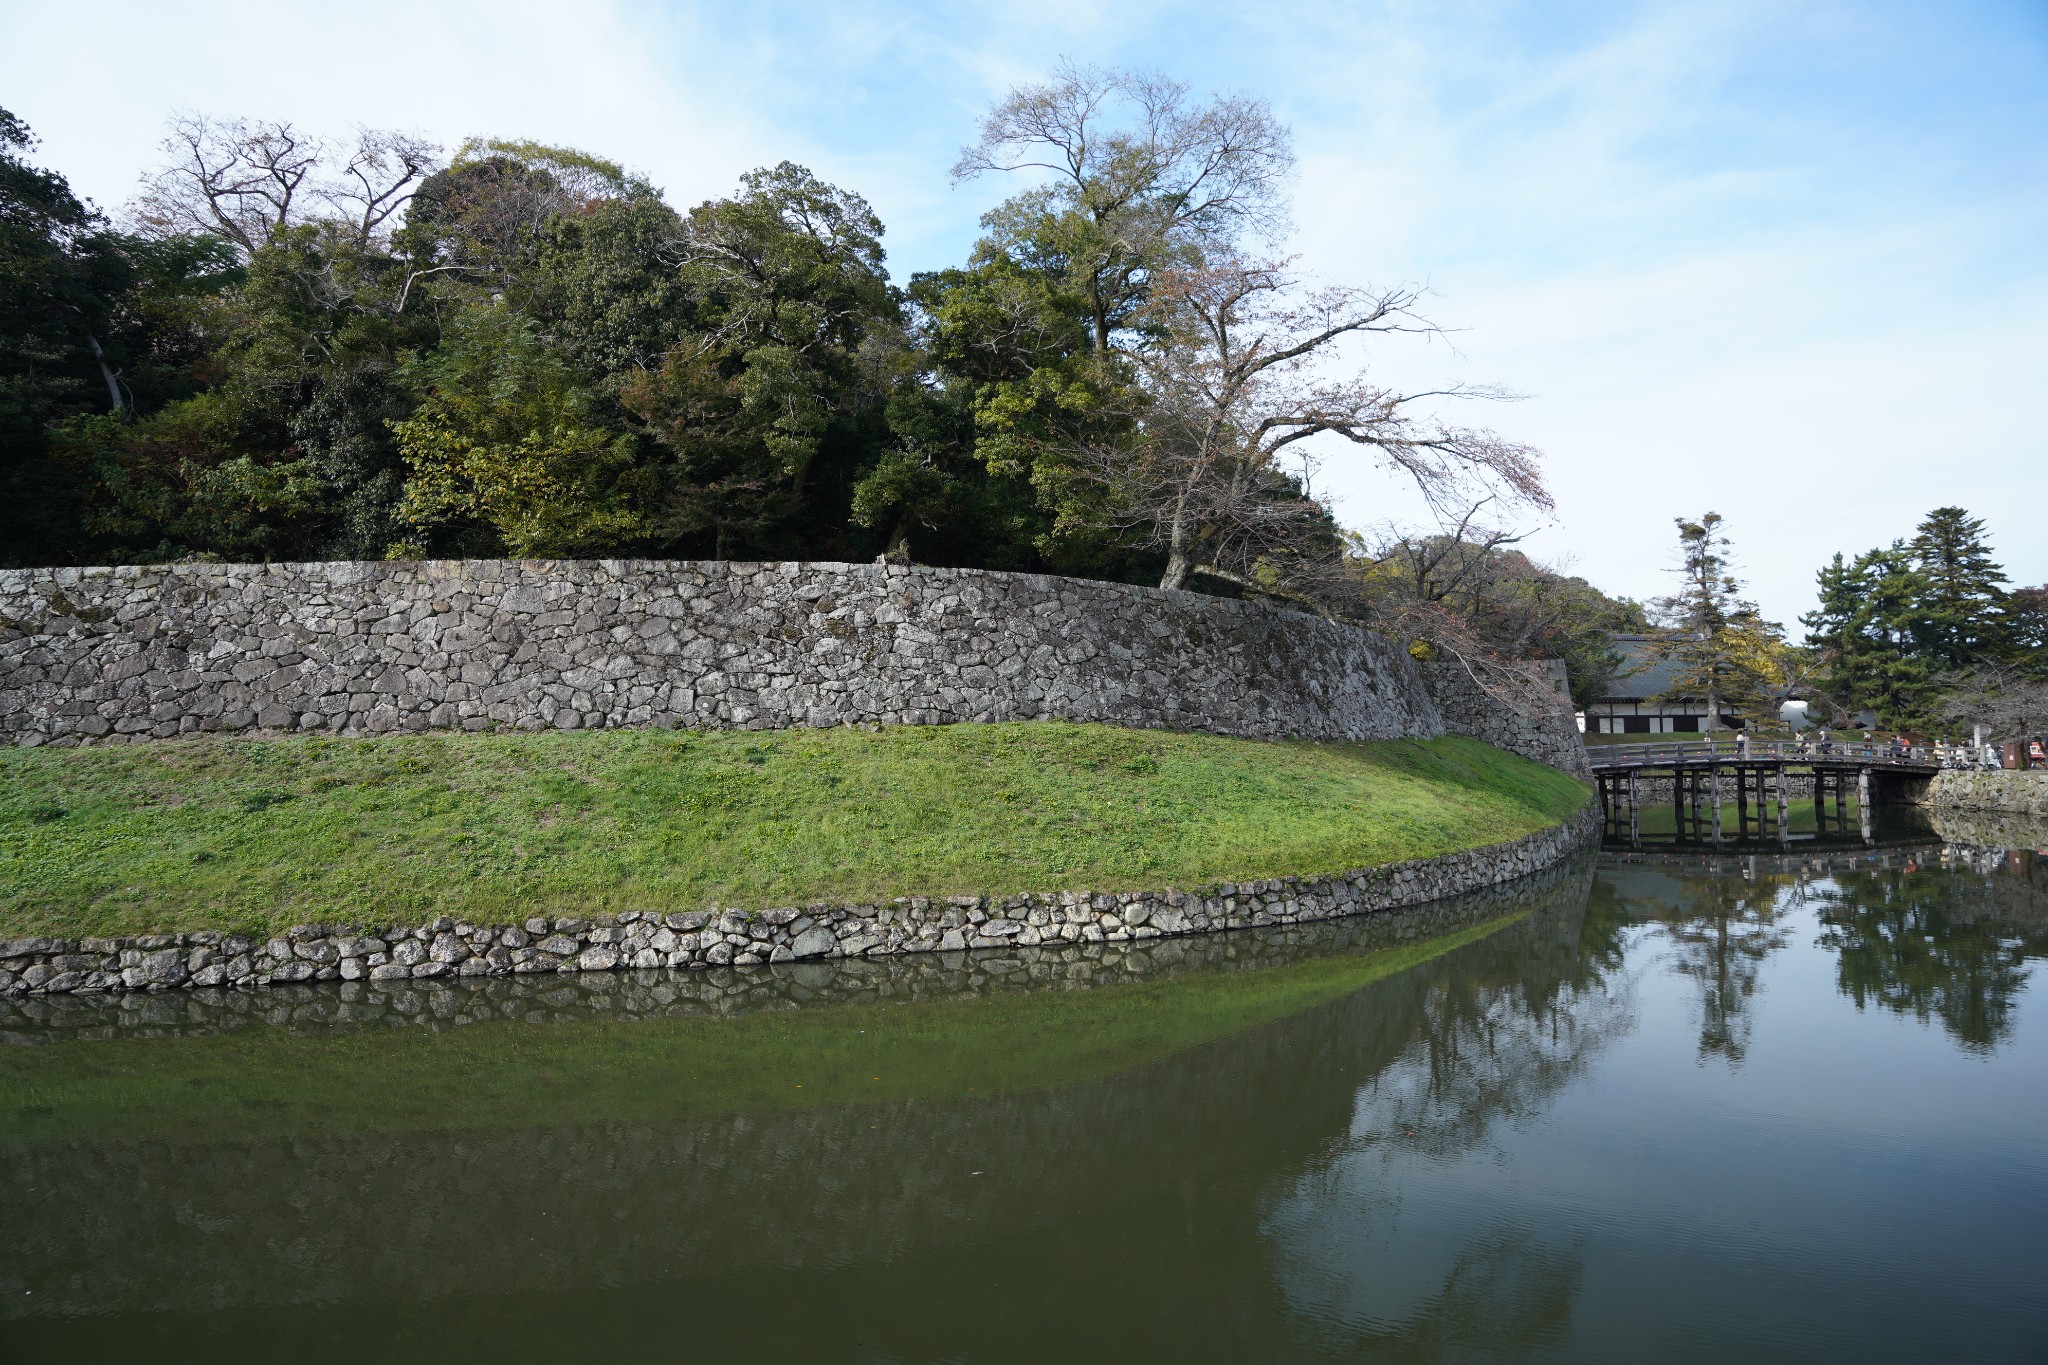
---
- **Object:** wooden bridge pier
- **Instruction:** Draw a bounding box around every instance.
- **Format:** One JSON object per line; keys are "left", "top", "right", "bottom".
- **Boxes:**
{"left": 1587, "top": 739, "right": 1938, "bottom": 848}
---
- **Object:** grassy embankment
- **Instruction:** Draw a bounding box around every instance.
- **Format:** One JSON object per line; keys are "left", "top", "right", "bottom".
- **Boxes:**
{"left": 0, "top": 914, "right": 1518, "bottom": 1146}
{"left": 0, "top": 723, "right": 1589, "bottom": 940}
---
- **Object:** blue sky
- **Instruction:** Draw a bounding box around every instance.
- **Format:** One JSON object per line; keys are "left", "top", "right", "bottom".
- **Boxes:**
{"left": 4, "top": 0, "right": 2043, "bottom": 627}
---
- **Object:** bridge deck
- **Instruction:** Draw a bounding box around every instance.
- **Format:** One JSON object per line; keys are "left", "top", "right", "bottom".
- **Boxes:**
{"left": 1587, "top": 740, "right": 1941, "bottom": 775}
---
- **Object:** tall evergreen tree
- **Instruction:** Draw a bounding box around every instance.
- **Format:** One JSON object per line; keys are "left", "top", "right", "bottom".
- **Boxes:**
{"left": 1649, "top": 513, "right": 1785, "bottom": 731}
{"left": 1908, "top": 506, "right": 2008, "bottom": 668}
{"left": 1801, "top": 544, "right": 1937, "bottom": 725}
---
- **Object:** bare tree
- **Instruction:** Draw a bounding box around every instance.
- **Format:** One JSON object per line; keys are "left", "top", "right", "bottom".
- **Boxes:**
{"left": 1938, "top": 661, "right": 2048, "bottom": 740}
{"left": 1068, "top": 257, "right": 1549, "bottom": 600}
{"left": 953, "top": 62, "right": 1293, "bottom": 353}
{"left": 324, "top": 127, "right": 441, "bottom": 245}
{"left": 1354, "top": 500, "right": 1647, "bottom": 709}
{"left": 133, "top": 114, "right": 440, "bottom": 257}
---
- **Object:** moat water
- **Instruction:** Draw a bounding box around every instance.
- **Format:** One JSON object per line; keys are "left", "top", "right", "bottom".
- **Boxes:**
{"left": 3, "top": 817, "right": 2046, "bottom": 1362}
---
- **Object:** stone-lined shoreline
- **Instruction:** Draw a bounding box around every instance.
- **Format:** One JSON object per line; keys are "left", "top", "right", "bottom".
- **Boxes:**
{"left": 1926, "top": 769, "right": 2048, "bottom": 819}
{"left": 0, "top": 803, "right": 1597, "bottom": 998}
{"left": 2, "top": 855, "right": 1599, "bottom": 1044}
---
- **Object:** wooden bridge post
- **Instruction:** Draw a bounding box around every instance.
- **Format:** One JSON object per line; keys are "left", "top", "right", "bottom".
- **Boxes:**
{"left": 1628, "top": 769, "right": 1640, "bottom": 846}
{"left": 1711, "top": 764, "right": 1724, "bottom": 843}
{"left": 1858, "top": 768, "right": 1872, "bottom": 843}
{"left": 1736, "top": 765, "right": 1751, "bottom": 837}
{"left": 1775, "top": 764, "right": 1789, "bottom": 841}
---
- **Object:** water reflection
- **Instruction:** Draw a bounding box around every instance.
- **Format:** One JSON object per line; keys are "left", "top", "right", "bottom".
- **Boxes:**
{"left": 1264, "top": 883, "right": 1631, "bottom": 1356}
{"left": 1, "top": 860, "right": 1611, "bottom": 1334}
{"left": 1814, "top": 822, "right": 2048, "bottom": 1051}
{"left": 3, "top": 828, "right": 2047, "bottom": 1362}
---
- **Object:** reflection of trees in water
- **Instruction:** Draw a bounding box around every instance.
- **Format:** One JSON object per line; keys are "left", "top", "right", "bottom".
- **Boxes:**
{"left": 1384, "top": 1228, "right": 1583, "bottom": 1362}
{"left": 1254, "top": 881, "right": 1633, "bottom": 1357}
{"left": 5, "top": 865, "right": 1630, "bottom": 1336}
{"left": 1349, "top": 912, "right": 1634, "bottom": 1159}
{"left": 1815, "top": 867, "right": 2041, "bottom": 1052}
{"left": 1269, "top": 1217, "right": 1585, "bottom": 1364}
{"left": 1656, "top": 875, "right": 1796, "bottom": 1065}
{"left": 1598, "top": 843, "right": 2048, "bottom": 1059}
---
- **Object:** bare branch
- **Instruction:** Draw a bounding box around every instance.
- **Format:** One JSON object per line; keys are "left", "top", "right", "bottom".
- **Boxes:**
{"left": 322, "top": 126, "right": 441, "bottom": 245}
{"left": 133, "top": 113, "right": 321, "bottom": 254}
{"left": 132, "top": 115, "right": 443, "bottom": 256}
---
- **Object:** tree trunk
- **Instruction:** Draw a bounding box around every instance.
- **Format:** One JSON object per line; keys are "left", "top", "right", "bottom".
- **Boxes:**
{"left": 876, "top": 518, "right": 912, "bottom": 566}
{"left": 85, "top": 332, "right": 126, "bottom": 417}
{"left": 1159, "top": 551, "right": 1192, "bottom": 592}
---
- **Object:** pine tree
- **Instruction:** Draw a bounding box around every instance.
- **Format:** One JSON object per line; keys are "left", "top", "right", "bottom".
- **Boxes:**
{"left": 1998, "top": 585, "right": 2048, "bottom": 677}
{"left": 1909, "top": 506, "right": 2007, "bottom": 668}
{"left": 1800, "top": 543, "right": 1935, "bottom": 725}
{"left": 1649, "top": 513, "right": 1785, "bottom": 731}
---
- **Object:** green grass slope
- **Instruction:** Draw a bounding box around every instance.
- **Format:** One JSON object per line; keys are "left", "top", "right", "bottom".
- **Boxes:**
{"left": 0, "top": 723, "right": 1589, "bottom": 939}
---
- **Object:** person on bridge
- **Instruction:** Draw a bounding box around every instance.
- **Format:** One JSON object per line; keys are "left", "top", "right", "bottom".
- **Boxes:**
{"left": 1735, "top": 730, "right": 1750, "bottom": 758}
{"left": 1818, "top": 728, "right": 1833, "bottom": 756}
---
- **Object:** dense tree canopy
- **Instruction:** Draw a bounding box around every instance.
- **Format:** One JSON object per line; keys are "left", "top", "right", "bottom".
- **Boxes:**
{"left": 1800, "top": 506, "right": 2042, "bottom": 729}
{"left": 0, "top": 105, "right": 1107, "bottom": 577}
{"left": 2, "top": 79, "right": 1546, "bottom": 593}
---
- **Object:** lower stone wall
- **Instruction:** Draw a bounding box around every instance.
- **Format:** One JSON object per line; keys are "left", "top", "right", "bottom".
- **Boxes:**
{"left": 1620, "top": 772, "right": 1822, "bottom": 804}
{"left": 1926, "top": 769, "right": 2048, "bottom": 819}
{"left": 1, "top": 856, "right": 1598, "bottom": 1043}
{"left": 0, "top": 804, "right": 1597, "bottom": 998}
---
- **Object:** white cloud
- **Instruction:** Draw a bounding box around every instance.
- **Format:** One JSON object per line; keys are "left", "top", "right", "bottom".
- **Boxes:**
{"left": 0, "top": 0, "right": 779, "bottom": 214}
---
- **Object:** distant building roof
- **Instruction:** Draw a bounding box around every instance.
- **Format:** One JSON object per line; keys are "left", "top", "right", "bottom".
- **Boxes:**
{"left": 1600, "top": 634, "right": 1688, "bottom": 701}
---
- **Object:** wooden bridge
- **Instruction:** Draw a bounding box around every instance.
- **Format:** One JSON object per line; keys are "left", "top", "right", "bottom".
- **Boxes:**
{"left": 1587, "top": 739, "right": 1942, "bottom": 846}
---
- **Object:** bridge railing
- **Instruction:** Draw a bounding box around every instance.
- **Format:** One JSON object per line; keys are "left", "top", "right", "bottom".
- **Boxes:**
{"left": 1584, "top": 738, "right": 1962, "bottom": 770}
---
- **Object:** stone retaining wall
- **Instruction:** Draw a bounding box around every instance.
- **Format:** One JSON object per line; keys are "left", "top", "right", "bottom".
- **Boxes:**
{"left": 0, "top": 559, "right": 1587, "bottom": 771}
{"left": 1926, "top": 769, "right": 2048, "bottom": 819}
{"left": 0, "top": 559, "right": 1439, "bottom": 746}
{"left": 0, "top": 804, "right": 1597, "bottom": 998}
{"left": 1418, "top": 661, "right": 1588, "bottom": 778}
{"left": 0, "top": 854, "right": 1597, "bottom": 1042}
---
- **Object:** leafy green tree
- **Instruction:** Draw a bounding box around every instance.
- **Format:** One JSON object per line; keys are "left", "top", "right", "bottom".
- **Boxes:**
{"left": 58, "top": 220, "right": 443, "bottom": 562}
{"left": 519, "top": 196, "right": 696, "bottom": 382}
{"left": 935, "top": 65, "right": 1297, "bottom": 577}
{"left": 400, "top": 137, "right": 646, "bottom": 289}
{"left": 893, "top": 258, "right": 1141, "bottom": 575}
{"left": 1649, "top": 513, "right": 1786, "bottom": 731}
{"left": 618, "top": 162, "right": 902, "bottom": 559}
{"left": 1999, "top": 585, "right": 2048, "bottom": 675}
{"left": 390, "top": 303, "right": 648, "bottom": 556}
{"left": 1, "top": 108, "right": 243, "bottom": 563}
{"left": 1, "top": 107, "right": 126, "bottom": 561}
{"left": 951, "top": 62, "right": 1292, "bottom": 356}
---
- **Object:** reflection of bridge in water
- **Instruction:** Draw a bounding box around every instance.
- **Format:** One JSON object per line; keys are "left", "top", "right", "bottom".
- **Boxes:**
{"left": 1588, "top": 740, "right": 1940, "bottom": 849}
